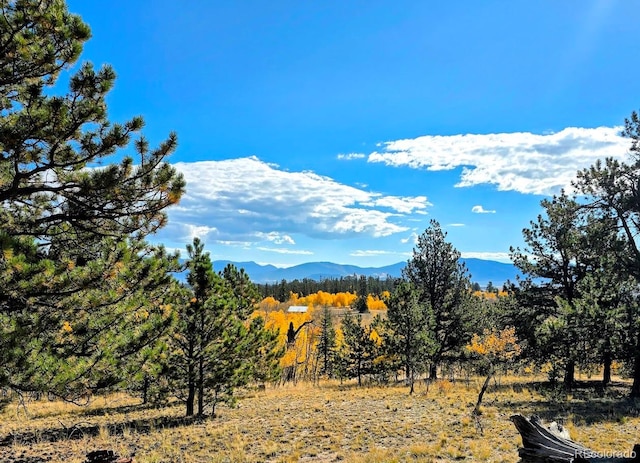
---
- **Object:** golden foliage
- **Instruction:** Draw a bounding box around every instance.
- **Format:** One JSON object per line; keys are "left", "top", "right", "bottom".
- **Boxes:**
{"left": 61, "top": 321, "right": 73, "bottom": 333}
{"left": 135, "top": 308, "right": 150, "bottom": 321}
{"left": 261, "top": 291, "right": 389, "bottom": 310}
{"left": 258, "top": 296, "right": 280, "bottom": 311}
{"left": 369, "top": 328, "right": 382, "bottom": 346}
{"left": 472, "top": 290, "right": 510, "bottom": 300}
{"left": 296, "top": 290, "right": 357, "bottom": 308}
{"left": 366, "top": 294, "right": 387, "bottom": 310}
{"left": 252, "top": 307, "right": 317, "bottom": 366}
{"left": 467, "top": 326, "right": 521, "bottom": 362}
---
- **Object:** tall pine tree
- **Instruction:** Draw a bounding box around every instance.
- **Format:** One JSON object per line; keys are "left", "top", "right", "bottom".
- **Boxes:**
{"left": 403, "top": 220, "right": 474, "bottom": 379}
{"left": 0, "top": 0, "right": 185, "bottom": 399}
{"left": 169, "top": 238, "right": 281, "bottom": 417}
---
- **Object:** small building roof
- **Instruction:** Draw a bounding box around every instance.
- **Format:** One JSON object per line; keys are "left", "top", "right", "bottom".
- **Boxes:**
{"left": 287, "top": 305, "right": 308, "bottom": 313}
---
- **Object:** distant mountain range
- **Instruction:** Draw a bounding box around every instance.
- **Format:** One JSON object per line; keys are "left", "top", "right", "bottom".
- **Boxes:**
{"left": 208, "top": 258, "right": 520, "bottom": 287}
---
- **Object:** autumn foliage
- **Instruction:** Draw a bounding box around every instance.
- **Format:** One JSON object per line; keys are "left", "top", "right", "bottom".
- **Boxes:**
{"left": 252, "top": 307, "right": 319, "bottom": 378}
{"left": 467, "top": 326, "right": 521, "bottom": 362}
{"left": 472, "top": 290, "right": 509, "bottom": 300}
{"left": 258, "top": 290, "right": 389, "bottom": 311}
{"left": 467, "top": 327, "right": 521, "bottom": 414}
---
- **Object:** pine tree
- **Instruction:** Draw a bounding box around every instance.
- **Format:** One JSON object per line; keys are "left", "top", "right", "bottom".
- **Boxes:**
{"left": 339, "top": 311, "right": 376, "bottom": 386}
{"left": 385, "top": 281, "right": 435, "bottom": 394}
{"left": 169, "top": 239, "right": 281, "bottom": 416}
{"left": 0, "top": 0, "right": 185, "bottom": 399}
{"left": 354, "top": 275, "right": 369, "bottom": 313}
{"left": 509, "top": 193, "right": 595, "bottom": 387}
{"left": 317, "top": 307, "right": 337, "bottom": 377}
{"left": 403, "top": 220, "right": 474, "bottom": 379}
{"left": 573, "top": 114, "right": 640, "bottom": 396}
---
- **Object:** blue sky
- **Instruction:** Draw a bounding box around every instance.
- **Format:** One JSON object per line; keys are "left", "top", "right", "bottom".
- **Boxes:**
{"left": 66, "top": 0, "right": 638, "bottom": 267}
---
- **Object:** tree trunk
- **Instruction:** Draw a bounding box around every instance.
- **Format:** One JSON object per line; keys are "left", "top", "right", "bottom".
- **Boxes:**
{"left": 603, "top": 351, "right": 612, "bottom": 386}
{"left": 409, "top": 367, "right": 415, "bottom": 395}
{"left": 631, "top": 333, "right": 640, "bottom": 398}
{"left": 474, "top": 368, "right": 493, "bottom": 415}
{"left": 142, "top": 376, "right": 149, "bottom": 404}
{"left": 563, "top": 360, "right": 575, "bottom": 389}
{"left": 197, "top": 356, "right": 204, "bottom": 416}
{"left": 429, "top": 363, "right": 437, "bottom": 380}
{"left": 186, "top": 374, "right": 195, "bottom": 417}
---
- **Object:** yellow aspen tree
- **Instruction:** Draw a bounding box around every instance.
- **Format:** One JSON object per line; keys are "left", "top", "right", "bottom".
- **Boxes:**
{"left": 467, "top": 326, "right": 521, "bottom": 414}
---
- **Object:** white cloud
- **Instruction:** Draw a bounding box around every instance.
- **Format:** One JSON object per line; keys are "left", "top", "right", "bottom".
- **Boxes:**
{"left": 337, "top": 152, "right": 366, "bottom": 160}
{"left": 216, "top": 240, "right": 253, "bottom": 247}
{"left": 168, "top": 156, "right": 430, "bottom": 245}
{"left": 461, "top": 251, "right": 512, "bottom": 263}
{"left": 363, "top": 195, "right": 431, "bottom": 214}
{"left": 401, "top": 232, "right": 419, "bottom": 244}
{"left": 184, "top": 224, "right": 218, "bottom": 240}
{"left": 368, "top": 126, "right": 629, "bottom": 195}
{"left": 471, "top": 205, "right": 496, "bottom": 214}
{"left": 448, "top": 223, "right": 466, "bottom": 227}
{"left": 256, "top": 247, "right": 314, "bottom": 255}
{"left": 256, "top": 232, "right": 295, "bottom": 245}
{"left": 350, "top": 250, "right": 397, "bottom": 257}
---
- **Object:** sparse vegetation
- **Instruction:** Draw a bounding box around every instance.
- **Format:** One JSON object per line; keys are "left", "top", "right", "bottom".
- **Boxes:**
{"left": 2, "top": 376, "right": 640, "bottom": 462}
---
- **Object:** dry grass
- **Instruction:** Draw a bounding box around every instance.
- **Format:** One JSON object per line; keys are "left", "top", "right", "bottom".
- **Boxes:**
{"left": 1, "top": 376, "right": 640, "bottom": 462}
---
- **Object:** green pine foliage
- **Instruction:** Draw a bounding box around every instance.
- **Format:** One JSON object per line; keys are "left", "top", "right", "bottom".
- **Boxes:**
{"left": 0, "top": 0, "right": 185, "bottom": 400}
{"left": 338, "top": 311, "right": 378, "bottom": 386}
{"left": 384, "top": 281, "right": 435, "bottom": 394}
{"left": 169, "top": 239, "right": 281, "bottom": 417}
{"left": 403, "top": 220, "right": 476, "bottom": 379}
{"left": 317, "top": 306, "right": 337, "bottom": 377}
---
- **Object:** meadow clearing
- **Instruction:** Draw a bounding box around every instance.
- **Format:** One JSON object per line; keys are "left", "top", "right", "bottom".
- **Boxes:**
{"left": 1, "top": 375, "right": 639, "bottom": 463}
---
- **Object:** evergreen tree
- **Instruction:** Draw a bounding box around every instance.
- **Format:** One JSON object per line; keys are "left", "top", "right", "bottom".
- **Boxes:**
{"left": 339, "top": 311, "right": 376, "bottom": 386}
{"left": 0, "top": 0, "right": 185, "bottom": 399}
{"left": 403, "top": 220, "right": 474, "bottom": 379}
{"left": 510, "top": 193, "right": 595, "bottom": 387}
{"left": 353, "top": 275, "right": 369, "bottom": 313}
{"left": 573, "top": 114, "right": 640, "bottom": 396}
{"left": 169, "top": 239, "right": 281, "bottom": 417}
{"left": 317, "top": 306, "right": 337, "bottom": 377}
{"left": 384, "top": 281, "right": 435, "bottom": 394}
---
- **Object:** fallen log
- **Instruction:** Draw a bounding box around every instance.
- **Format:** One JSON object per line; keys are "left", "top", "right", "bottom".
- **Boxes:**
{"left": 511, "top": 414, "right": 640, "bottom": 462}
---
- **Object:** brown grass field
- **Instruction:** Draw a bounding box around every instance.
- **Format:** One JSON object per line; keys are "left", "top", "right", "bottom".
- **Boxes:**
{"left": 1, "top": 375, "right": 640, "bottom": 463}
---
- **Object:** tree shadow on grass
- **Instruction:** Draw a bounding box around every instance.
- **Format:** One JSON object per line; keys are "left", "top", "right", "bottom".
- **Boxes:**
{"left": 72, "top": 400, "right": 162, "bottom": 419}
{"left": 0, "top": 413, "right": 208, "bottom": 447}
{"left": 490, "top": 379, "right": 640, "bottom": 426}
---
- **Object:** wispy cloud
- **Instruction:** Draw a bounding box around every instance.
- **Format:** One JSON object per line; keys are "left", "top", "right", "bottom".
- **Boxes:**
{"left": 166, "top": 157, "right": 430, "bottom": 247}
{"left": 448, "top": 223, "right": 466, "bottom": 227}
{"left": 364, "top": 196, "right": 431, "bottom": 214}
{"left": 256, "top": 247, "right": 314, "bottom": 255}
{"left": 337, "top": 152, "right": 366, "bottom": 160}
{"left": 471, "top": 205, "right": 496, "bottom": 214}
{"left": 400, "top": 232, "right": 419, "bottom": 244}
{"left": 349, "top": 250, "right": 398, "bottom": 257}
{"left": 461, "top": 251, "right": 512, "bottom": 263}
{"left": 368, "top": 127, "right": 629, "bottom": 195}
{"left": 256, "top": 232, "right": 295, "bottom": 245}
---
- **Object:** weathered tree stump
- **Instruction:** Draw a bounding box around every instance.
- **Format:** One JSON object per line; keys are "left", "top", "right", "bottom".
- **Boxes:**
{"left": 511, "top": 414, "right": 640, "bottom": 462}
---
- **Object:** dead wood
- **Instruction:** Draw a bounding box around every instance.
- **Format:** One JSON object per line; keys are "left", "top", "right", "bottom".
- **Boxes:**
{"left": 511, "top": 414, "right": 640, "bottom": 462}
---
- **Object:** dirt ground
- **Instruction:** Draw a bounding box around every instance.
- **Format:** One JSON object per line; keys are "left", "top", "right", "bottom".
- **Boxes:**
{"left": 1, "top": 376, "right": 639, "bottom": 462}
